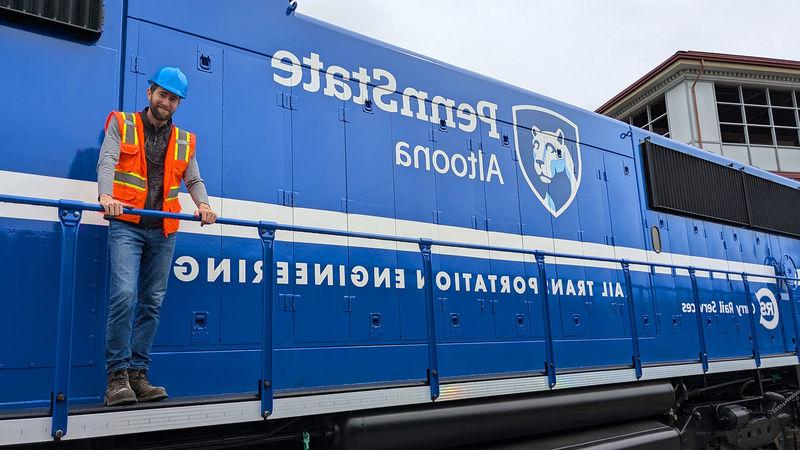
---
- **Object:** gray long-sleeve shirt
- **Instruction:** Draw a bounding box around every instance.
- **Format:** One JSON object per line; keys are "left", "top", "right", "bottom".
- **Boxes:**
{"left": 97, "top": 116, "right": 210, "bottom": 214}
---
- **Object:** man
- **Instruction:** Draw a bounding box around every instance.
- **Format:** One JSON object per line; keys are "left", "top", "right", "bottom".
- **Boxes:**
{"left": 96, "top": 66, "right": 217, "bottom": 406}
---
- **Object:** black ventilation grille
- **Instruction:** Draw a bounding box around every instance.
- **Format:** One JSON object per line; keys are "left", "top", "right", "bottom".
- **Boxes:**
{"left": 744, "top": 173, "right": 800, "bottom": 236}
{"left": 642, "top": 141, "right": 800, "bottom": 237}
{"left": 643, "top": 141, "right": 749, "bottom": 226}
{"left": 0, "top": 0, "right": 103, "bottom": 40}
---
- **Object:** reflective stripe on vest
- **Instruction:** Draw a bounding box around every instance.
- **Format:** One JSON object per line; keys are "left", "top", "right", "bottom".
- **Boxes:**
{"left": 114, "top": 170, "right": 146, "bottom": 191}
{"left": 174, "top": 127, "right": 190, "bottom": 162}
{"left": 120, "top": 112, "right": 138, "bottom": 145}
{"left": 166, "top": 185, "right": 180, "bottom": 200}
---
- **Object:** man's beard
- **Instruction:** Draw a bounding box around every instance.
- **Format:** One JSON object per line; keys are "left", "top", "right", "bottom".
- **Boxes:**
{"left": 150, "top": 103, "right": 173, "bottom": 121}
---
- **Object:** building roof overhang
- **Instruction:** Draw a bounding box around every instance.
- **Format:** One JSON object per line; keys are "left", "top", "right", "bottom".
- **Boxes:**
{"left": 596, "top": 51, "right": 800, "bottom": 116}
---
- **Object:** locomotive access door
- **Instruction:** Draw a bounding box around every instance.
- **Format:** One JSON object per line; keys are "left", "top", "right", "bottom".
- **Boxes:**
{"left": 605, "top": 151, "right": 656, "bottom": 340}
{"left": 512, "top": 120, "right": 558, "bottom": 349}
{"left": 219, "top": 46, "right": 294, "bottom": 348}
{"left": 573, "top": 148, "right": 618, "bottom": 339}
{"left": 751, "top": 232, "right": 794, "bottom": 355}
{"left": 702, "top": 222, "right": 741, "bottom": 355}
{"left": 721, "top": 226, "right": 748, "bottom": 356}
{"left": 343, "top": 80, "right": 401, "bottom": 344}
{"left": 129, "top": 22, "right": 225, "bottom": 349}
{"left": 289, "top": 73, "right": 350, "bottom": 344}
{"left": 427, "top": 112, "right": 495, "bottom": 344}
{"left": 645, "top": 212, "right": 698, "bottom": 363}
{"left": 482, "top": 122, "right": 533, "bottom": 343}
{"left": 688, "top": 221, "right": 740, "bottom": 359}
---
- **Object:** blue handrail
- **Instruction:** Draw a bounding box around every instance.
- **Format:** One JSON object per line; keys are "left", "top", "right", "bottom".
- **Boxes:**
{"left": 7, "top": 194, "right": 794, "bottom": 278}
{"left": 1, "top": 192, "right": 798, "bottom": 440}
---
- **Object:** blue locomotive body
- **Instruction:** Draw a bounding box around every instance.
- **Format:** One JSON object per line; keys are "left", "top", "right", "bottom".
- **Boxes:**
{"left": 1, "top": 1, "right": 799, "bottom": 448}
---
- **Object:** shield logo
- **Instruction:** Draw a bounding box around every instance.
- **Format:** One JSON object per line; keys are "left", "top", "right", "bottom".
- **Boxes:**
{"left": 512, "top": 105, "right": 582, "bottom": 218}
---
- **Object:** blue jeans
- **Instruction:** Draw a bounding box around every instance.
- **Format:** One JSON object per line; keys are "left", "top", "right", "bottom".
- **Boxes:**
{"left": 105, "top": 220, "right": 176, "bottom": 373}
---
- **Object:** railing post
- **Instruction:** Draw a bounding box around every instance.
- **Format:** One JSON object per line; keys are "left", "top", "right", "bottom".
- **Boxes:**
{"left": 258, "top": 222, "right": 277, "bottom": 418}
{"left": 418, "top": 239, "right": 440, "bottom": 400}
{"left": 688, "top": 268, "right": 709, "bottom": 373}
{"left": 621, "top": 262, "right": 642, "bottom": 379}
{"left": 535, "top": 252, "right": 556, "bottom": 388}
{"left": 786, "top": 283, "right": 800, "bottom": 356}
{"left": 741, "top": 274, "right": 761, "bottom": 367}
{"left": 51, "top": 205, "right": 82, "bottom": 440}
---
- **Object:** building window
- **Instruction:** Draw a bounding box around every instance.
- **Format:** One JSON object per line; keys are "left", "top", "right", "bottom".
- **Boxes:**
{"left": 628, "top": 96, "right": 670, "bottom": 137}
{"left": 715, "top": 85, "right": 800, "bottom": 147}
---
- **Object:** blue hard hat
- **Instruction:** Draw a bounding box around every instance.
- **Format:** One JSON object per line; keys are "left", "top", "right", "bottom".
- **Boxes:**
{"left": 148, "top": 66, "right": 188, "bottom": 99}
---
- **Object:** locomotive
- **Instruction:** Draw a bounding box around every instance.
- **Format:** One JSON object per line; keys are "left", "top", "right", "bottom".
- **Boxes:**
{"left": 1, "top": 1, "right": 799, "bottom": 448}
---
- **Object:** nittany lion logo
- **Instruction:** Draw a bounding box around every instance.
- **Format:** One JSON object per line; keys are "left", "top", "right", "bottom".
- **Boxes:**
{"left": 513, "top": 106, "right": 582, "bottom": 217}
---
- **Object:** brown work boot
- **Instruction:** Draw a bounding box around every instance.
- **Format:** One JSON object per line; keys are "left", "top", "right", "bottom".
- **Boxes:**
{"left": 127, "top": 369, "right": 168, "bottom": 402}
{"left": 104, "top": 370, "right": 137, "bottom": 406}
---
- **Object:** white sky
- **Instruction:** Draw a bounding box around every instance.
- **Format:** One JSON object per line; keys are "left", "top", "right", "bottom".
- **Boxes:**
{"left": 298, "top": 0, "right": 800, "bottom": 111}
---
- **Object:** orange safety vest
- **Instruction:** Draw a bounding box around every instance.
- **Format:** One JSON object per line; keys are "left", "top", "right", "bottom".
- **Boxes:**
{"left": 104, "top": 111, "right": 196, "bottom": 236}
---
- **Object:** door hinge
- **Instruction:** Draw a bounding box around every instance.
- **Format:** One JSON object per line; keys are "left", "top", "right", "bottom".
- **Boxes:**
{"left": 130, "top": 55, "right": 146, "bottom": 74}
{"left": 281, "top": 294, "right": 297, "bottom": 312}
{"left": 279, "top": 189, "right": 299, "bottom": 206}
{"left": 343, "top": 295, "right": 355, "bottom": 313}
{"left": 338, "top": 107, "right": 349, "bottom": 122}
{"left": 277, "top": 92, "right": 296, "bottom": 110}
